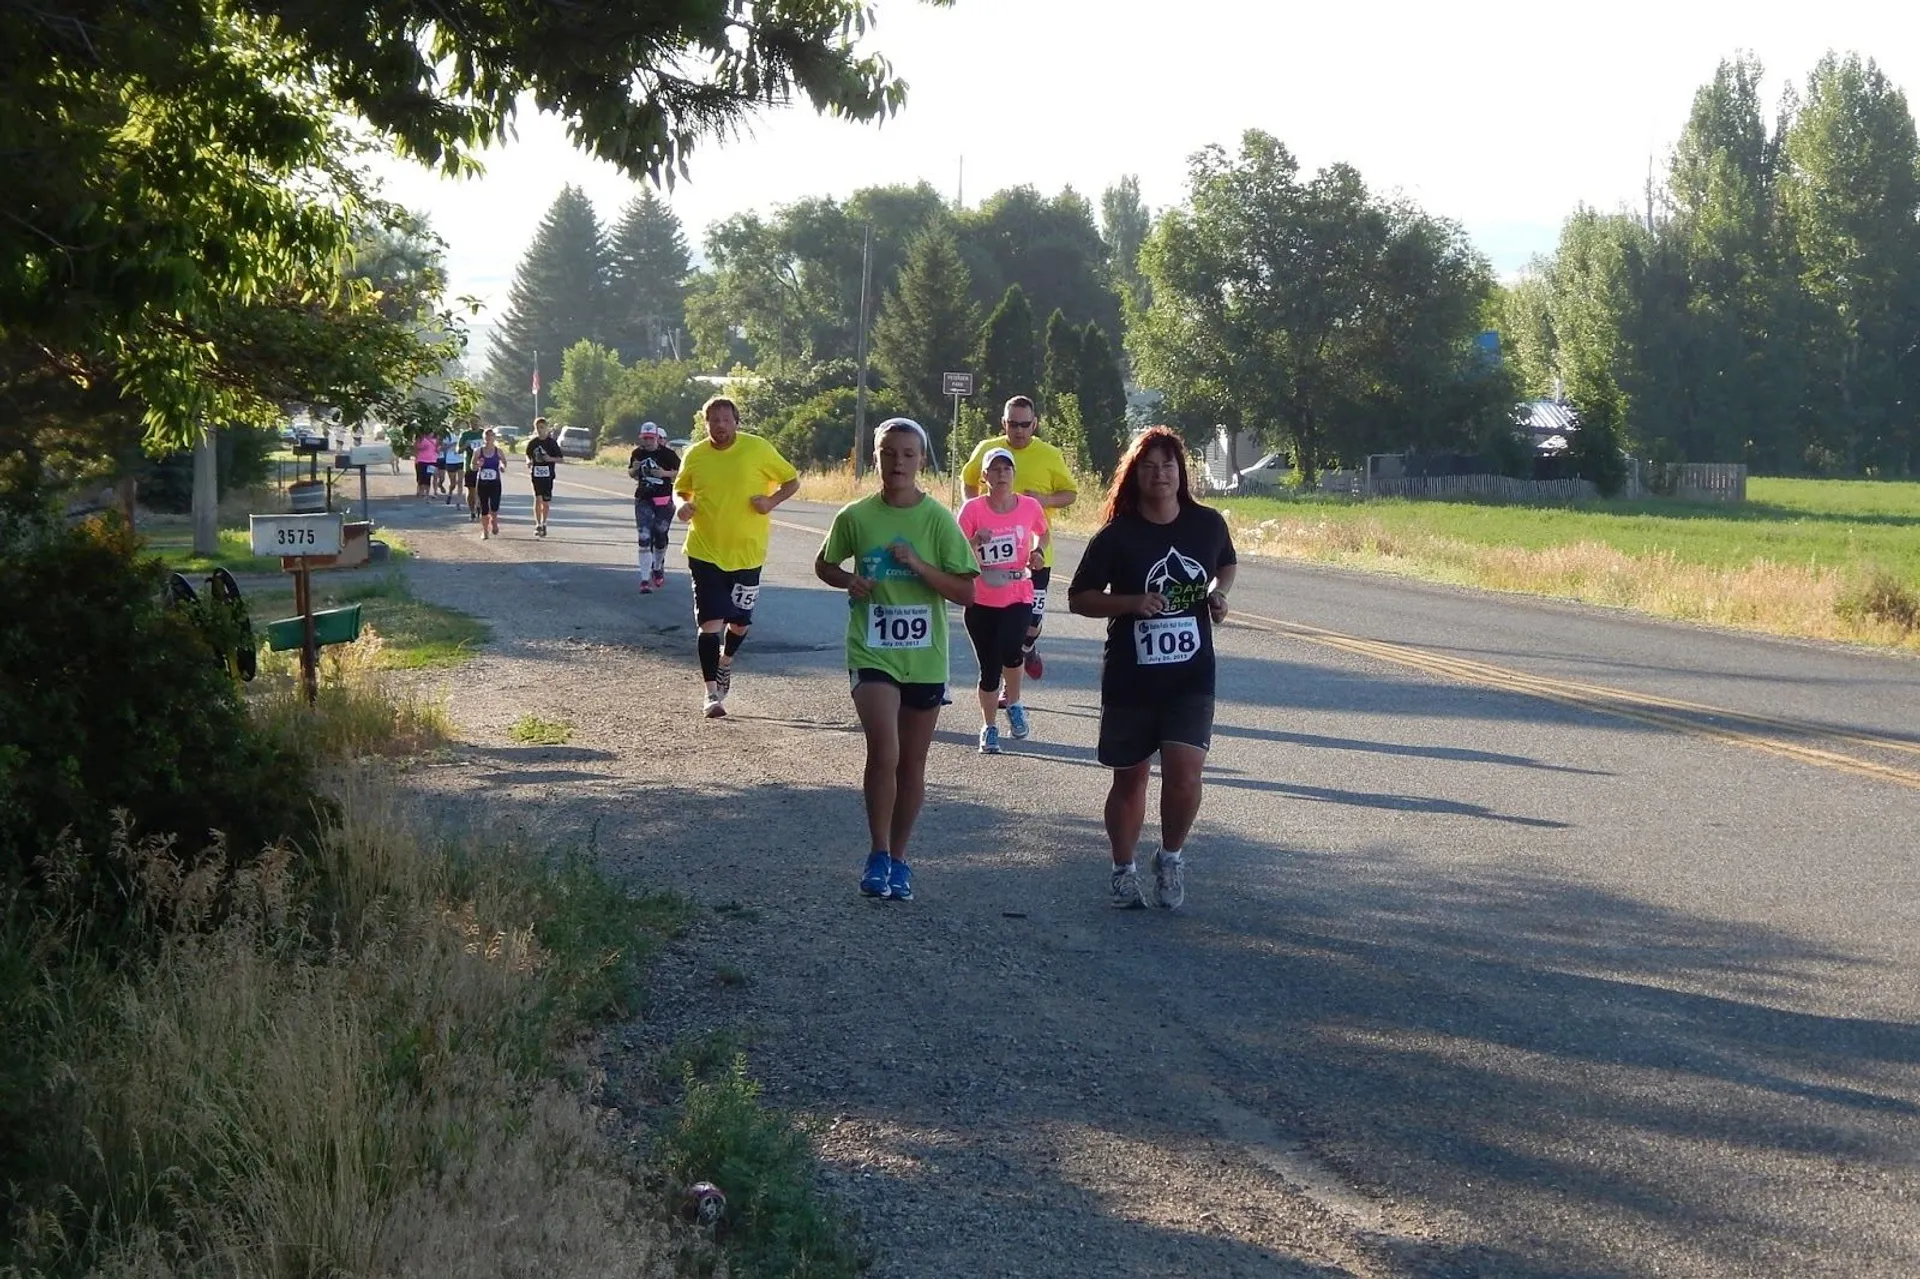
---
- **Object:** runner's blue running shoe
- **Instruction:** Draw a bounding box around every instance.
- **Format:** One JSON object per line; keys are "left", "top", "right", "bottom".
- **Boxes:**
{"left": 888, "top": 858, "right": 913, "bottom": 902}
{"left": 860, "top": 851, "right": 892, "bottom": 898}
{"left": 978, "top": 725, "right": 1001, "bottom": 754}
{"left": 1005, "top": 702, "right": 1030, "bottom": 739}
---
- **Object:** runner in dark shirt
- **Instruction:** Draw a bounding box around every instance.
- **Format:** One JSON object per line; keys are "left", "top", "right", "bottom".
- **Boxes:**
{"left": 628, "top": 421, "right": 682, "bottom": 593}
{"left": 525, "top": 417, "right": 564, "bottom": 537}
{"left": 1068, "top": 426, "right": 1236, "bottom": 911}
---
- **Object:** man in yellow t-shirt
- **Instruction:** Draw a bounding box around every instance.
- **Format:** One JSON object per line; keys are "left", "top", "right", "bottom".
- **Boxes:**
{"left": 961, "top": 394, "right": 1078, "bottom": 684}
{"left": 674, "top": 396, "right": 800, "bottom": 718}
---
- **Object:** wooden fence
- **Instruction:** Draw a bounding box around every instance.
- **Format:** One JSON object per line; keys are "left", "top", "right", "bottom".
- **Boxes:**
{"left": 1368, "top": 474, "right": 1599, "bottom": 502}
{"left": 1625, "top": 462, "right": 1747, "bottom": 502}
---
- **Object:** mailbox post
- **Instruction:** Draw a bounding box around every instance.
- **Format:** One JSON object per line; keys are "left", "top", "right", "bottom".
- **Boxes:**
{"left": 251, "top": 512, "right": 344, "bottom": 705}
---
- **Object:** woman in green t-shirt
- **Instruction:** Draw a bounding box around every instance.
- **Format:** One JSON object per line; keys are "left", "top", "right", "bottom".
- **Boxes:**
{"left": 815, "top": 418, "right": 978, "bottom": 903}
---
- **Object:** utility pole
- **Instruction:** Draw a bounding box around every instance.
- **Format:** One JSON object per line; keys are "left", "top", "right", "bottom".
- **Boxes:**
{"left": 852, "top": 222, "right": 876, "bottom": 475}
{"left": 191, "top": 426, "right": 218, "bottom": 556}
{"left": 956, "top": 155, "right": 964, "bottom": 210}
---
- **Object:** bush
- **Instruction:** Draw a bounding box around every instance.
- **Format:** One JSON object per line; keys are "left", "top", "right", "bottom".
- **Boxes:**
{"left": 137, "top": 424, "right": 283, "bottom": 513}
{"left": 0, "top": 513, "right": 315, "bottom": 902}
{"left": 1837, "top": 570, "right": 1920, "bottom": 632}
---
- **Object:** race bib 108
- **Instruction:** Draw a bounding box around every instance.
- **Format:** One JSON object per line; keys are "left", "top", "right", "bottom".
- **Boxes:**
{"left": 1133, "top": 615, "right": 1200, "bottom": 665}
{"left": 869, "top": 603, "right": 933, "bottom": 649}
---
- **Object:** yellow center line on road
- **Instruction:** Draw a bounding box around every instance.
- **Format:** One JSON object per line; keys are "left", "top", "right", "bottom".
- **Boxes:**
{"left": 1229, "top": 608, "right": 1920, "bottom": 793}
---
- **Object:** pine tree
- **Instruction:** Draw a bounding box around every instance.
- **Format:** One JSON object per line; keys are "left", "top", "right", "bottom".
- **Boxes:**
{"left": 1077, "top": 322, "right": 1129, "bottom": 477}
{"left": 971, "top": 285, "right": 1038, "bottom": 425}
{"left": 483, "top": 185, "right": 609, "bottom": 423}
{"left": 871, "top": 227, "right": 979, "bottom": 459}
{"left": 607, "top": 189, "right": 694, "bottom": 364}
{"left": 1040, "top": 308, "right": 1081, "bottom": 419}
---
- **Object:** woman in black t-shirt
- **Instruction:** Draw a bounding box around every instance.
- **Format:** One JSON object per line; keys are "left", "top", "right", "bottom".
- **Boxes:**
{"left": 1068, "top": 427, "right": 1236, "bottom": 912}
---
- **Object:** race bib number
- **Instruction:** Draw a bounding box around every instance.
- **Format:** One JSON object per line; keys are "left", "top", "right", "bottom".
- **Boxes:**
{"left": 1134, "top": 615, "right": 1200, "bottom": 665}
{"left": 976, "top": 532, "right": 1019, "bottom": 568}
{"left": 730, "top": 583, "right": 760, "bottom": 613}
{"left": 869, "top": 603, "right": 933, "bottom": 649}
{"left": 478, "top": 467, "right": 498, "bottom": 482}
{"left": 1030, "top": 588, "right": 1049, "bottom": 617}
{"left": 531, "top": 464, "right": 552, "bottom": 479}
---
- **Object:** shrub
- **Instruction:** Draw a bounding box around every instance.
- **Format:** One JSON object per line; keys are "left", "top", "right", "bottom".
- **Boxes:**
{"left": 1838, "top": 570, "right": 1920, "bottom": 632}
{"left": 0, "top": 513, "right": 315, "bottom": 903}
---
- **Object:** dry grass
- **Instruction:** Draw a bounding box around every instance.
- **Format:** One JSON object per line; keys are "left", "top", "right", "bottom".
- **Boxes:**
{"left": 1226, "top": 511, "right": 1920, "bottom": 650}
{"left": 252, "top": 625, "right": 453, "bottom": 758}
{"left": 2, "top": 637, "right": 702, "bottom": 1277}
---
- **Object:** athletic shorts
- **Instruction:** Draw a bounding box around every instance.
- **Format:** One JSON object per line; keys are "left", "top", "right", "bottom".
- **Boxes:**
{"left": 476, "top": 480, "right": 503, "bottom": 515}
{"left": 636, "top": 498, "right": 674, "bottom": 550}
{"left": 463, "top": 468, "right": 478, "bottom": 489}
{"left": 1097, "top": 694, "right": 1215, "bottom": 769}
{"left": 850, "top": 668, "right": 945, "bottom": 713}
{"left": 530, "top": 478, "right": 555, "bottom": 500}
{"left": 414, "top": 462, "right": 435, "bottom": 485}
{"left": 963, "top": 602, "right": 1029, "bottom": 690}
{"left": 689, "top": 557, "right": 762, "bottom": 626}
{"left": 1029, "top": 566, "right": 1052, "bottom": 631}
{"left": 441, "top": 459, "right": 462, "bottom": 475}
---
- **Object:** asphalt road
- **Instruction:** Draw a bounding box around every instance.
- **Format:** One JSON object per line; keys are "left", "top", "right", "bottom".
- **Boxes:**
{"left": 386, "top": 460, "right": 1920, "bottom": 1277}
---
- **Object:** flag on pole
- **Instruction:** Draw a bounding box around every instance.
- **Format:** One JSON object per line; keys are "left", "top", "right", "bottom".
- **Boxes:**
{"left": 531, "top": 368, "right": 541, "bottom": 396}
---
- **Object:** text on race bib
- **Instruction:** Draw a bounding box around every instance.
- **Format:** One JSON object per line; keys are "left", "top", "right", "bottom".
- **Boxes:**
{"left": 1134, "top": 615, "right": 1200, "bottom": 665}
{"left": 730, "top": 583, "right": 760, "bottom": 613}
{"left": 869, "top": 603, "right": 933, "bottom": 649}
{"left": 532, "top": 464, "right": 552, "bottom": 478}
{"left": 976, "top": 532, "right": 1019, "bottom": 567}
{"left": 478, "top": 468, "right": 498, "bottom": 482}
{"left": 1030, "top": 588, "right": 1049, "bottom": 617}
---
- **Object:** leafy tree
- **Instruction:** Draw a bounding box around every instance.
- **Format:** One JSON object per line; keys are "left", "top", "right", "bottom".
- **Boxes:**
{"left": 1779, "top": 52, "right": 1920, "bottom": 474}
{"left": 972, "top": 286, "right": 1038, "bottom": 424}
{"left": 1077, "top": 323, "right": 1129, "bottom": 477}
{"left": 871, "top": 228, "right": 979, "bottom": 456}
{"left": 1040, "top": 309, "right": 1082, "bottom": 418}
{"left": 1499, "top": 265, "right": 1561, "bottom": 399}
{"left": 1131, "top": 131, "right": 1495, "bottom": 483}
{"left": 1047, "top": 392, "right": 1090, "bottom": 473}
{"left": 6, "top": 0, "right": 953, "bottom": 479}
{"left": 1101, "top": 176, "right": 1153, "bottom": 310}
{"left": 552, "top": 341, "right": 625, "bottom": 440}
{"left": 608, "top": 190, "right": 694, "bottom": 363}
{"left": 483, "top": 186, "right": 609, "bottom": 422}
{"left": 606, "top": 360, "right": 710, "bottom": 443}
{"left": 957, "top": 186, "right": 1122, "bottom": 349}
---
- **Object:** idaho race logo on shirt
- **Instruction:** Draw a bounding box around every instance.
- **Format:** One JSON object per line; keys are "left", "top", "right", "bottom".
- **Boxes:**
{"left": 1146, "top": 546, "right": 1210, "bottom": 611}
{"left": 858, "top": 541, "right": 921, "bottom": 583}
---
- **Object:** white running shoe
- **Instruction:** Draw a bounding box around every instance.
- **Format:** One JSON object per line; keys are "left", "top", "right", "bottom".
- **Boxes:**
{"left": 713, "top": 661, "right": 732, "bottom": 704}
{"left": 1152, "top": 851, "right": 1185, "bottom": 910}
{"left": 1110, "top": 862, "right": 1147, "bottom": 910}
{"left": 703, "top": 691, "right": 726, "bottom": 719}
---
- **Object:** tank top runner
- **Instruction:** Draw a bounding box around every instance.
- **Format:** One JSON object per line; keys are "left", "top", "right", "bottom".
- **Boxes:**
{"left": 474, "top": 448, "right": 505, "bottom": 483}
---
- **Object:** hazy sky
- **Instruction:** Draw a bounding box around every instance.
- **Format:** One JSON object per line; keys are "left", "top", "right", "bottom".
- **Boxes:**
{"left": 368, "top": 0, "right": 1918, "bottom": 341}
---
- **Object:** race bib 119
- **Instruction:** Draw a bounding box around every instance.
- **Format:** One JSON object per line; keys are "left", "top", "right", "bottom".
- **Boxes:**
{"left": 869, "top": 603, "right": 933, "bottom": 649}
{"left": 1134, "top": 615, "right": 1200, "bottom": 665}
{"left": 976, "top": 532, "right": 1019, "bottom": 567}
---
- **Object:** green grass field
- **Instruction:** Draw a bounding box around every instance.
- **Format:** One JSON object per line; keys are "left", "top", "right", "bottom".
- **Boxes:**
{"left": 1214, "top": 477, "right": 1920, "bottom": 579}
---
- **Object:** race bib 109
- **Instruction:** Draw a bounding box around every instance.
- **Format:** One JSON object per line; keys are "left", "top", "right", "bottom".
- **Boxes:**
{"left": 869, "top": 603, "right": 933, "bottom": 649}
{"left": 1133, "top": 615, "right": 1200, "bottom": 665}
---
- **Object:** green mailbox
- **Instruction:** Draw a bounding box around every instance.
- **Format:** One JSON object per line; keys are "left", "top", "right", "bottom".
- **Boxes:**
{"left": 265, "top": 604, "right": 363, "bottom": 652}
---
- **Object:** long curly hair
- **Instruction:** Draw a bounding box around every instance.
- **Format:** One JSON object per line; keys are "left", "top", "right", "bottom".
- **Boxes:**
{"left": 1101, "top": 426, "right": 1194, "bottom": 523}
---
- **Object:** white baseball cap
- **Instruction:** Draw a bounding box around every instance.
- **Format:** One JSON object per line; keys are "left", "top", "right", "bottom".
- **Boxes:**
{"left": 639, "top": 421, "right": 664, "bottom": 439}
{"left": 982, "top": 446, "right": 1016, "bottom": 470}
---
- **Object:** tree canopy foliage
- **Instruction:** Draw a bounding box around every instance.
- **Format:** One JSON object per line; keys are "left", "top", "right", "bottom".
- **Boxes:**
{"left": 5, "top": 0, "right": 951, "bottom": 497}
{"left": 1504, "top": 52, "right": 1920, "bottom": 475}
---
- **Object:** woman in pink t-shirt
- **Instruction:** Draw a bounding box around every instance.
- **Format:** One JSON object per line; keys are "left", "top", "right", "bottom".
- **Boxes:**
{"left": 957, "top": 447, "right": 1050, "bottom": 752}
{"left": 412, "top": 433, "right": 440, "bottom": 498}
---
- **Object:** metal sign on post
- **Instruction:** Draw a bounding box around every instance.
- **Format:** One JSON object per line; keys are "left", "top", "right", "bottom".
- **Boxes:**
{"left": 943, "top": 372, "right": 973, "bottom": 503}
{"left": 250, "top": 513, "right": 345, "bottom": 705}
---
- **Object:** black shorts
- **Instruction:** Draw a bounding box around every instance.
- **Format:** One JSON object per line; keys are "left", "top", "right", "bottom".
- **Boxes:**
{"left": 414, "top": 462, "right": 435, "bottom": 486}
{"left": 463, "top": 468, "right": 478, "bottom": 489}
{"left": 530, "top": 478, "right": 554, "bottom": 500}
{"left": 850, "top": 668, "right": 945, "bottom": 712}
{"left": 963, "top": 602, "right": 1030, "bottom": 690}
{"left": 1097, "top": 694, "right": 1215, "bottom": 769}
{"left": 689, "top": 557, "right": 762, "bottom": 625}
{"left": 476, "top": 480, "right": 503, "bottom": 515}
{"left": 1029, "top": 565, "right": 1052, "bottom": 631}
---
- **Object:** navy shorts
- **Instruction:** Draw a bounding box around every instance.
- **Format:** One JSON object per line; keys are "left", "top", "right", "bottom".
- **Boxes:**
{"left": 850, "top": 668, "right": 945, "bottom": 712}
{"left": 1097, "top": 695, "right": 1215, "bottom": 768}
{"left": 689, "top": 557, "right": 762, "bottom": 625}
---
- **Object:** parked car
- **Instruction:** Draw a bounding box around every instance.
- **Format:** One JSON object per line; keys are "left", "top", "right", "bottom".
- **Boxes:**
{"left": 556, "top": 426, "right": 596, "bottom": 458}
{"left": 1217, "top": 452, "right": 1290, "bottom": 493}
{"left": 668, "top": 437, "right": 692, "bottom": 453}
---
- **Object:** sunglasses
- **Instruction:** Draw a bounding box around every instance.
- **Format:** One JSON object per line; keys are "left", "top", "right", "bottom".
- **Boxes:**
{"left": 1005, "top": 419, "right": 1036, "bottom": 429}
